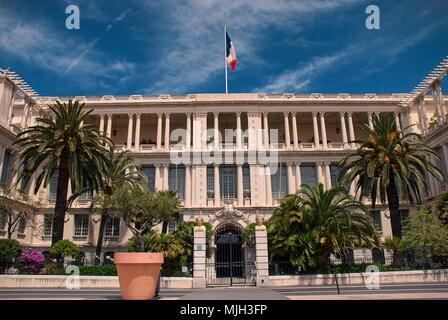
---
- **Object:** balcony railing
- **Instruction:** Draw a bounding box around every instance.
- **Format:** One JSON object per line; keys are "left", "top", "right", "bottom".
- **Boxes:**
{"left": 140, "top": 144, "right": 156, "bottom": 151}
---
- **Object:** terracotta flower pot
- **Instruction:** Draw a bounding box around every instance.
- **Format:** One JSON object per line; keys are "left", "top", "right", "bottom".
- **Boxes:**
{"left": 114, "top": 252, "right": 164, "bottom": 300}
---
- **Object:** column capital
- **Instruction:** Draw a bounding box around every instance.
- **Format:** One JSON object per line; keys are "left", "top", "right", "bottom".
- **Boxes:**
{"left": 323, "top": 161, "right": 331, "bottom": 165}
{"left": 320, "top": 111, "right": 326, "bottom": 116}
{"left": 106, "top": 113, "right": 113, "bottom": 119}
{"left": 213, "top": 111, "right": 219, "bottom": 117}
{"left": 339, "top": 111, "right": 346, "bottom": 116}
{"left": 135, "top": 113, "right": 141, "bottom": 118}
{"left": 291, "top": 111, "right": 297, "bottom": 117}
{"left": 294, "top": 161, "right": 301, "bottom": 166}
{"left": 128, "top": 113, "right": 135, "bottom": 118}
{"left": 346, "top": 111, "right": 353, "bottom": 115}
{"left": 262, "top": 111, "right": 269, "bottom": 117}
{"left": 283, "top": 111, "right": 289, "bottom": 116}
{"left": 157, "top": 112, "right": 163, "bottom": 118}
{"left": 235, "top": 111, "right": 242, "bottom": 117}
{"left": 186, "top": 112, "right": 192, "bottom": 117}
{"left": 164, "top": 113, "right": 170, "bottom": 118}
{"left": 312, "top": 111, "right": 318, "bottom": 116}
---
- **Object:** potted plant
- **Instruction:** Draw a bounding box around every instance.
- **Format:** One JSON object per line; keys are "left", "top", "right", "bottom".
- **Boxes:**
{"left": 111, "top": 186, "right": 179, "bottom": 300}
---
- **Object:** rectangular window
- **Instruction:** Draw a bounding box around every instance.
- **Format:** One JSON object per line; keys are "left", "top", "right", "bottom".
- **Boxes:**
{"left": 220, "top": 165, "right": 236, "bottom": 199}
{"left": 370, "top": 210, "right": 382, "bottom": 232}
{"left": 399, "top": 209, "right": 410, "bottom": 229}
{"left": 78, "top": 190, "right": 92, "bottom": 201}
{"left": 436, "top": 147, "right": 448, "bottom": 182}
{"left": 207, "top": 166, "right": 214, "bottom": 199}
{"left": 18, "top": 216, "right": 26, "bottom": 234}
{"left": 104, "top": 216, "right": 120, "bottom": 237}
{"left": 49, "top": 170, "right": 58, "bottom": 201}
{"left": 74, "top": 214, "right": 89, "bottom": 236}
{"left": 169, "top": 165, "right": 185, "bottom": 199}
{"left": 300, "top": 164, "right": 317, "bottom": 187}
{"left": 243, "top": 164, "right": 251, "bottom": 198}
{"left": 168, "top": 220, "right": 178, "bottom": 233}
{"left": 0, "top": 150, "right": 13, "bottom": 184}
{"left": 43, "top": 214, "right": 53, "bottom": 236}
{"left": 141, "top": 166, "right": 156, "bottom": 191}
{"left": 330, "top": 164, "right": 341, "bottom": 187}
{"left": 0, "top": 213, "right": 6, "bottom": 230}
{"left": 271, "top": 164, "right": 287, "bottom": 198}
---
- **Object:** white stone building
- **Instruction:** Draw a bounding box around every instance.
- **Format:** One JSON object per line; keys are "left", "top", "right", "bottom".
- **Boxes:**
{"left": 1, "top": 63, "right": 448, "bottom": 271}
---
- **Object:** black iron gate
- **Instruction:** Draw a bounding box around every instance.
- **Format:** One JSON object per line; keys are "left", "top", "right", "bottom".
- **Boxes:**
{"left": 206, "top": 231, "right": 256, "bottom": 287}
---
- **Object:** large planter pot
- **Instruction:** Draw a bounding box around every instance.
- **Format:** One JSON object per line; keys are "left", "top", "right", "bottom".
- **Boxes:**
{"left": 114, "top": 252, "right": 164, "bottom": 300}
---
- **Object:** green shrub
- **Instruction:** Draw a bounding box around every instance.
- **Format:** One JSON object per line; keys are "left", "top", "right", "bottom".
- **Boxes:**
{"left": 53, "top": 264, "right": 117, "bottom": 276}
{"left": 0, "top": 239, "right": 19, "bottom": 272}
{"left": 50, "top": 240, "right": 80, "bottom": 262}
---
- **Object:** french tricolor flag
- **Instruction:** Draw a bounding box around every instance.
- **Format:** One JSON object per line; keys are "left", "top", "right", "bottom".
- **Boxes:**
{"left": 226, "top": 30, "right": 237, "bottom": 72}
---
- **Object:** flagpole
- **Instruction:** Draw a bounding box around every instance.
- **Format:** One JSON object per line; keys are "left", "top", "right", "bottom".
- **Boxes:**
{"left": 224, "top": 23, "right": 228, "bottom": 94}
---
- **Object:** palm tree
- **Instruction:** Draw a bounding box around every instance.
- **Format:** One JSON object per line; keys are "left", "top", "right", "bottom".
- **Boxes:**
{"left": 268, "top": 184, "right": 379, "bottom": 271}
{"left": 91, "top": 148, "right": 146, "bottom": 265}
{"left": 14, "top": 100, "right": 111, "bottom": 246}
{"left": 339, "top": 114, "right": 443, "bottom": 238}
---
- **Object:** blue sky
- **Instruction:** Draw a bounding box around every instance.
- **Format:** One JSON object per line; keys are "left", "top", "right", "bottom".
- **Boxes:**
{"left": 1, "top": 0, "right": 447, "bottom": 96}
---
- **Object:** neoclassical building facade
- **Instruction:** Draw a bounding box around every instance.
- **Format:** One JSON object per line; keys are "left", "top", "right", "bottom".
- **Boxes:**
{"left": 1, "top": 66, "right": 448, "bottom": 266}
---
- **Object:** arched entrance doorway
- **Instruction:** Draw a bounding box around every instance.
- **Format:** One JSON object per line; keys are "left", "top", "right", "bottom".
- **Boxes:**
{"left": 206, "top": 223, "right": 256, "bottom": 287}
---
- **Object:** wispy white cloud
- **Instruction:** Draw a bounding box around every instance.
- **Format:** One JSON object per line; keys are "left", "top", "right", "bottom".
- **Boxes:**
{"left": 0, "top": 6, "right": 134, "bottom": 91}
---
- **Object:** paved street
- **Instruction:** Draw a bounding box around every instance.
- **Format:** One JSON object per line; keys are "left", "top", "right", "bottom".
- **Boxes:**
{"left": 1, "top": 282, "right": 448, "bottom": 300}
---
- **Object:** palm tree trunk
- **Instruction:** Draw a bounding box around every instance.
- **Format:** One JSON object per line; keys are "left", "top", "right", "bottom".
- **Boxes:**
{"left": 386, "top": 179, "right": 402, "bottom": 238}
{"left": 95, "top": 211, "right": 108, "bottom": 265}
{"left": 51, "top": 156, "right": 70, "bottom": 248}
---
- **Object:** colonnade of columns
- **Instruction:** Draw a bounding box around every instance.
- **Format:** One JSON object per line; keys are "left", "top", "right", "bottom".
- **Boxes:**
{"left": 95, "top": 110, "right": 402, "bottom": 152}
{"left": 414, "top": 79, "right": 447, "bottom": 134}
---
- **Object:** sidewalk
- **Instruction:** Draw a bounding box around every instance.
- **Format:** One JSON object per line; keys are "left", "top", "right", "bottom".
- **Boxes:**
{"left": 178, "top": 287, "right": 288, "bottom": 300}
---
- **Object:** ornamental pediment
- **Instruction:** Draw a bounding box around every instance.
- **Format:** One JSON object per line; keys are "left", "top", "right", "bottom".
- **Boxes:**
{"left": 207, "top": 200, "right": 250, "bottom": 224}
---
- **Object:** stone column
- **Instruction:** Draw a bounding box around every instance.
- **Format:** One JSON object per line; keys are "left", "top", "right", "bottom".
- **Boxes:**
{"left": 340, "top": 112, "right": 348, "bottom": 148}
{"left": 135, "top": 113, "right": 141, "bottom": 150}
{"left": 127, "top": 113, "right": 134, "bottom": 150}
{"left": 193, "top": 218, "right": 207, "bottom": 289}
{"left": 287, "top": 163, "right": 295, "bottom": 195}
{"left": 316, "top": 162, "right": 324, "bottom": 186}
{"left": 237, "top": 164, "right": 243, "bottom": 206}
{"left": 186, "top": 113, "right": 192, "bottom": 151}
{"left": 312, "top": 112, "right": 320, "bottom": 148}
{"left": 432, "top": 80, "right": 446, "bottom": 122}
{"left": 347, "top": 112, "right": 355, "bottom": 148}
{"left": 416, "top": 97, "right": 425, "bottom": 133}
{"left": 394, "top": 112, "right": 401, "bottom": 131}
{"left": 367, "top": 112, "right": 373, "bottom": 130}
{"left": 291, "top": 112, "right": 299, "bottom": 149}
{"left": 185, "top": 165, "right": 191, "bottom": 207}
{"left": 214, "top": 112, "right": 219, "bottom": 149}
{"left": 164, "top": 113, "right": 170, "bottom": 150}
{"left": 214, "top": 164, "right": 220, "bottom": 207}
{"left": 324, "top": 162, "right": 332, "bottom": 190}
{"left": 106, "top": 114, "right": 112, "bottom": 138}
{"left": 155, "top": 164, "right": 162, "bottom": 191}
{"left": 295, "top": 162, "right": 301, "bottom": 192}
{"left": 163, "top": 165, "right": 169, "bottom": 190}
{"left": 265, "top": 166, "right": 272, "bottom": 206}
{"left": 99, "top": 114, "right": 105, "bottom": 135}
{"left": 283, "top": 112, "right": 290, "bottom": 149}
{"left": 263, "top": 112, "right": 269, "bottom": 149}
{"left": 255, "top": 217, "right": 269, "bottom": 287}
{"left": 156, "top": 113, "right": 163, "bottom": 149}
{"left": 320, "top": 112, "right": 328, "bottom": 150}
{"left": 21, "top": 100, "right": 30, "bottom": 129}
{"left": 236, "top": 112, "right": 242, "bottom": 150}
